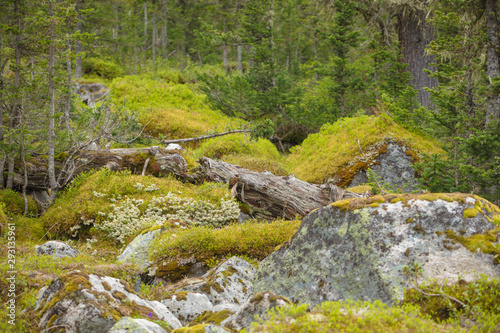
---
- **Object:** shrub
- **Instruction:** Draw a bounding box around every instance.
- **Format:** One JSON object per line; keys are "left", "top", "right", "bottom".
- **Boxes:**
{"left": 286, "top": 115, "right": 445, "bottom": 184}
{"left": 82, "top": 57, "right": 123, "bottom": 80}
{"left": 150, "top": 219, "right": 301, "bottom": 264}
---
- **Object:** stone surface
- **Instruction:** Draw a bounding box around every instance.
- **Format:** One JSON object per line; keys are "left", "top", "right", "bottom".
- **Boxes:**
{"left": 161, "top": 291, "right": 214, "bottom": 325}
{"left": 165, "top": 143, "right": 183, "bottom": 151}
{"left": 225, "top": 291, "right": 291, "bottom": 331}
{"left": 76, "top": 82, "right": 109, "bottom": 107}
{"left": 178, "top": 257, "right": 255, "bottom": 311}
{"left": 36, "top": 271, "right": 182, "bottom": 333}
{"left": 35, "top": 241, "right": 80, "bottom": 258}
{"left": 109, "top": 317, "right": 167, "bottom": 333}
{"left": 350, "top": 142, "right": 419, "bottom": 192}
{"left": 118, "top": 229, "right": 162, "bottom": 269}
{"left": 171, "top": 324, "right": 229, "bottom": 333}
{"left": 253, "top": 193, "right": 500, "bottom": 306}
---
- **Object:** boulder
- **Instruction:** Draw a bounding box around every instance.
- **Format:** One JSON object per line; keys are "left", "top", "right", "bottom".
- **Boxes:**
{"left": 36, "top": 271, "right": 182, "bottom": 332}
{"left": 188, "top": 310, "right": 234, "bottom": 327}
{"left": 253, "top": 193, "right": 500, "bottom": 306}
{"left": 76, "top": 82, "right": 109, "bottom": 107}
{"left": 161, "top": 291, "right": 214, "bottom": 325}
{"left": 225, "top": 291, "right": 291, "bottom": 331}
{"left": 165, "top": 143, "right": 183, "bottom": 152}
{"left": 178, "top": 257, "right": 255, "bottom": 312}
{"left": 109, "top": 317, "right": 167, "bottom": 333}
{"left": 35, "top": 241, "right": 80, "bottom": 258}
{"left": 349, "top": 142, "right": 420, "bottom": 192}
{"left": 118, "top": 228, "right": 163, "bottom": 269}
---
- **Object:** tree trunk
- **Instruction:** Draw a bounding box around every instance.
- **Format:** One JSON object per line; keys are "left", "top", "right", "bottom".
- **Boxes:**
{"left": 238, "top": 45, "right": 243, "bottom": 73}
{"left": 198, "top": 157, "right": 360, "bottom": 219}
{"left": 161, "top": 0, "right": 168, "bottom": 59}
{"left": 152, "top": 0, "right": 156, "bottom": 71}
{"left": 48, "top": 1, "right": 57, "bottom": 199}
{"left": 65, "top": 34, "right": 72, "bottom": 132}
{"left": 74, "top": 0, "right": 83, "bottom": 79}
{"left": 223, "top": 18, "right": 228, "bottom": 72}
{"left": 7, "top": 0, "right": 22, "bottom": 190}
{"left": 133, "top": 2, "right": 138, "bottom": 75}
{"left": 398, "top": 7, "right": 438, "bottom": 109}
{"left": 486, "top": 0, "right": 500, "bottom": 124}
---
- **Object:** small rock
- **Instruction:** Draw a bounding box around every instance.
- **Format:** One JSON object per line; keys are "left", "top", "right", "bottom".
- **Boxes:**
{"left": 161, "top": 291, "right": 213, "bottom": 325}
{"left": 109, "top": 317, "right": 167, "bottom": 333}
{"left": 225, "top": 291, "right": 291, "bottom": 331}
{"left": 165, "top": 143, "right": 183, "bottom": 152}
{"left": 35, "top": 241, "right": 80, "bottom": 258}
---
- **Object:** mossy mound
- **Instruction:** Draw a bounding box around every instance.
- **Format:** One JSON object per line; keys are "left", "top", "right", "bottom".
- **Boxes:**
{"left": 0, "top": 189, "right": 38, "bottom": 217}
{"left": 110, "top": 75, "right": 243, "bottom": 140}
{"left": 193, "top": 134, "right": 287, "bottom": 175}
{"left": 249, "top": 301, "right": 459, "bottom": 332}
{"left": 150, "top": 219, "right": 301, "bottom": 270}
{"left": 41, "top": 169, "right": 233, "bottom": 243}
{"left": 286, "top": 115, "right": 444, "bottom": 184}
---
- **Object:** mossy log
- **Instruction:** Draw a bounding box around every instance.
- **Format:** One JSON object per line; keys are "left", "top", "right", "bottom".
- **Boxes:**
{"left": 11, "top": 147, "right": 193, "bottom": 192}
{"left": 197, "top": 157, "right": 361, "bottom": 219}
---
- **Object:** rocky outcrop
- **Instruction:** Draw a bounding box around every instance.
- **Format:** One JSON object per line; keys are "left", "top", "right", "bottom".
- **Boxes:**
{"left": 109, "top": 317, "right": 168, "bottom": 333}
{"left": 36, "top": 241, "right": 80, "bottom": 258}
{"left": 178, "top": 257, "right": 255, "bottom": 312}
{"left": 225, "top": 291, "right": 291, "bottom": 331}
{"left": 36, "top": 271, "right": 182, "bottom": 332}
{"left": 171, "top": 324, "right": 229, "bottom": 333}
{"left": 161, "top": 292, "right": 214, "bottom": 325}
{"left": 118, "top": 228, "right": 164, "bottom": 269}
{"left": 349, "top": 142, "right": 420, "bottom": 192}
{"left": 76, "top": 82, "right": 109, "bottom": 107}
{"left": 253, "top": 193, "right": 500, "bottom": 306}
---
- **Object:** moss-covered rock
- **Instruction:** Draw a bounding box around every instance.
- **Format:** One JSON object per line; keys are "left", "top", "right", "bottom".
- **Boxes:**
{"left": 286, "top": 115, "right": 444, "bottom": 184}
{"left": 253, "top": 193, "right": 500, "bottom": 306}
{"left": 36, "top": 271, "right": 182, "bottom": 332}
{"left": 161, "top": 292, "right": 214, "bottom": 325}
{"left": 109, "top": 316, "right": 169, "bottom": 333}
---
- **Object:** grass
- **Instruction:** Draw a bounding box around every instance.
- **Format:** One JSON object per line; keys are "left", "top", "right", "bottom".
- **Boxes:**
{"left": 0, "top": 189, "right": 38, "bottom": 217}
{"left": 285, "top": 114, "right": 445, "bottom": 184}
{"left": 110, "top": 74, "right": 244, "bottom": 140}
{"left": 149, "top": 219, "right": 301, "bottom": 265}
{"left": 247, "top": 300, "right": 462, "bottom": 332}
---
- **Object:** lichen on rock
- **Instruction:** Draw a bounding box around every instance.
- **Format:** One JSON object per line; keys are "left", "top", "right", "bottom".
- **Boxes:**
{"left": 253, "top": 193, "right": 500, "bottom": 306}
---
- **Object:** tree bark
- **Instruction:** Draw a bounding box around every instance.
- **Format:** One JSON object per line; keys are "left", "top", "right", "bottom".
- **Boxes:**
{"left": 74, "top": 0, "right": 83, "bottom": 79}
{"left": 48, "top": 1, "right": 57, "bottom": 199}
{"left": 398, "top": 7, "right": 438, "bottom": 109}
{"left": 161, "top": 0, "right": 168, "bottom": 59}
{"left": 160, "top": 129, "right": 251, "bottom": 144}
{"left": 65, "top": 34, "right": 72, "bottom": 132}
{"left": 152, "top": 0, "right": 156, "bottom": 71}
{"left": 486, "top": 0, "right": 500, "bottom": 124}
{"left": 197, "top": 157, "right": 360, "bottom": 219}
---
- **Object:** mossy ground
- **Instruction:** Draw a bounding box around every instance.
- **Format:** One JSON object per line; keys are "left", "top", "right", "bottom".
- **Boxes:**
{"left": 247, "top": 300, "right": 461, "bottom": 332}
{"left": 286, "top": 115, "right": 444, "bottom": 184}
{"left": 110, "top": 74, "right": 244, "bottom": 140}
{"left": 0, "top": 189, "right": 39, "bottom": 217}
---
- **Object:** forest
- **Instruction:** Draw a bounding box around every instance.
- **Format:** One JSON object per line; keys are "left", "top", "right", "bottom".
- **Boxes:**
{"left": 1, "top": 0, "right": 500, "bottom": 332}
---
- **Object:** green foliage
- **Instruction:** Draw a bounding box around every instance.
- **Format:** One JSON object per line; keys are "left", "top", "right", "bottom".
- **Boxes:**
{"left": 150, "top": 219, "right": 301, "bottom": 264}
{"left": 82, "top": 57, "right": 124, "bottom": 80}
{"left": 248, "top": 300, "right": 459, "bottom": 332}
{"left": 0, "top": 190, "right": 38, "bottom": 217}
{"left": 286, "top": 115, "right": 444, "bottom": 184}
{"left": 403, "top": 275, "right": 500, "bottom": 331}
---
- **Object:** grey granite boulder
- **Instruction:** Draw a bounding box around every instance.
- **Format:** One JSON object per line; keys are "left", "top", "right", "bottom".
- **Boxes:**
{"left": 178, "top": 257, "right": 255, "bottom": 312}
{"left": 109, "top": 317, "right": 167, "bottom": 333}
{"left": 118, "top": 228, "right": 163, "bottom": 269}
{"left": 36, "top": 241, "right": 80, "bottom": 258}
{"left": 349, "top": 141, "right": 420, "bottom": 192}
{"left": 225, "top": 291, "right": 291, "bottom": 331}
{"left": 36, "top": 271, "right": 182, "bottom": 332}
{"left": 161, "top": 291, "right": 214, "bottom": 325}
{"left": 253, "top": 193, "right": 500, "bottom": 306}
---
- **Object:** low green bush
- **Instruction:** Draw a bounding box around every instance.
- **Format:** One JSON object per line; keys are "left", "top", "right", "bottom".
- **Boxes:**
{"left": 83, "top": 57, "right": 123, "bottom": 80}
{"left": 0, "top": 189, "right": 38, "bottom": 217}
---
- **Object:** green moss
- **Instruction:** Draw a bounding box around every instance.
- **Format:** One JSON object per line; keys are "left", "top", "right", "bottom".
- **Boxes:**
{"left": 189, "top": 310, "right": 232, "bottom": 326}
{"left": 464, "top": 208, "right": 479, "bottom": 218}
{"left": 0, "top": 189, "right": 38, "bottom": 217}
{"left": 167, "top": 291, "right": 188, "bottom": 301}
{"left": 200, "top": 281, "right": 224, "bottom": 295}
{"left": 171, "top": 324, "right": 209, "bottom": 333}
{"left": 444, "top": 229, "right": 500, "bottom": 264}
{"left": 286, "top": 115, "right": 444, "bottom": 184}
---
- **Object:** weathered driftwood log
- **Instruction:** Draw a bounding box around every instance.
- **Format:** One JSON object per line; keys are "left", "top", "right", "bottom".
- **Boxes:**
{"left": 12, "top": 147, "right": 193, "bottom": 192}
{"left": 197, "top": 157, "right": 361, "bottom": 219}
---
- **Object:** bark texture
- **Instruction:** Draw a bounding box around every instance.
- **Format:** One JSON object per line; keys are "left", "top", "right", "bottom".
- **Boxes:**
{"left": 486, "top": 0, "right": 500, "bottom": 124}
{"left": 398, "top": 7, "right": 438, "bottom": 109}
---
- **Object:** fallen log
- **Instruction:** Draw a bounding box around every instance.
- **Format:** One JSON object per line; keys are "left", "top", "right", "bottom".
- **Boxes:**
{"left": 197, "top": 157, "right": 361, "bottom": 219}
